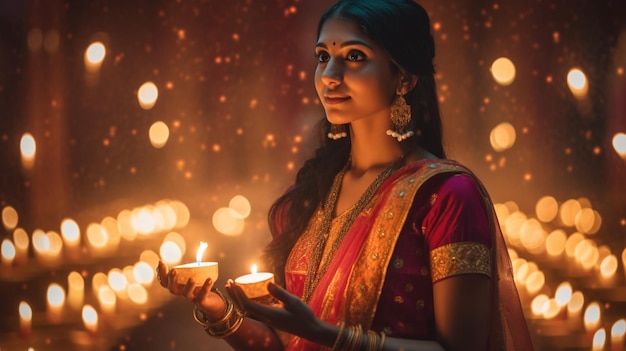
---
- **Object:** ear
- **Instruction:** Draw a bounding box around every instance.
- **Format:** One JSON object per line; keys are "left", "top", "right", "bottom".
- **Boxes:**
{"left": 396, "top": 73, "right": 418, "bottom": 95}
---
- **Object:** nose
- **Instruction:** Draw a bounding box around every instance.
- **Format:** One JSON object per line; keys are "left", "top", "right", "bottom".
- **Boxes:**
{"left": 320, "top": 58, "right": 343, "bottom": 88}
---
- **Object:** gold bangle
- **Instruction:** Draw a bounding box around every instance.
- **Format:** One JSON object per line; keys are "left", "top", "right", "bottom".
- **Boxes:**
{"left": 332, "top": 322, "right": 346, "bottom": 350}
{"left": 204, "top": 307, "right": 245, "bottom": 338}
{"left": 192, "top": 288, "right": 232, "bottom": 328}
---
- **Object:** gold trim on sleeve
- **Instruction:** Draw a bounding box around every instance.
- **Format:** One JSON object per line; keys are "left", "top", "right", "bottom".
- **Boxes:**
{"left": 430, "top": 242, "right": 491, "bottom": 282}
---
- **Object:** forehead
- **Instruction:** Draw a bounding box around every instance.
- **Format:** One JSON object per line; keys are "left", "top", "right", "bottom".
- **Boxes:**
{"left": 317, "top": 16, "right": 375, "bottom": 46}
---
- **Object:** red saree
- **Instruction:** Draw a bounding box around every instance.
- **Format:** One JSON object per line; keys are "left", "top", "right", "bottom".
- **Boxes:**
{"left": 283, "top": 159, "right": 533, "bottom": 350}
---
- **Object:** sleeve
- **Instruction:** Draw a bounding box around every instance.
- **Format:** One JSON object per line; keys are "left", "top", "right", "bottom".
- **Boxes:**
{"left": 421, "top": 173, "right": 492, "bottom": 283}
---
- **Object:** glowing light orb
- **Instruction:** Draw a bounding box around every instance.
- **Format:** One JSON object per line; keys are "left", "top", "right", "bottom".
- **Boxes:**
{"left": 85, "top": 41, "right": 106, "bottom": 65}
{"left": 229, "top": 195, "right": 251, "bottom": 218}
{"left": 47, "top": 283, "right": 65, "bottom": 308}
{"left": 137, "top": 81, "right": 158, "bottom": 110}
{"left": 212, "top": 207, "right": 245, "bottom": 236}
{"left": 555, "top": 282, "right": 573, "bottom": 306}
{"left": 60, "top": 218, "right": 80, "bottom": 246}
{"left": 490, "top": 57, "right": 516, "bottom": 86}
{"left": 535, "top": 196, "right": 558, "bottom": 223}
{"left": 160, "top": 240, "right": 183, "bottom": 265}
{"left": 613, "top": 132, "right": 626, "bottom": 157}
{"left": 489, "top": 122, "right": 516, "bottom": 152}
{"left": 584, "top": 301, "right": 602, "bottom": 332}
{"left": 1, "top": 206, "right": 18, "bottom": 231}
{"left": 567, "top": 291, "right": 585, "bottom": 314}
{"left": 567, "top": 68, "right": 588, "bottom": 98}
{"left": 149, "top": 121, "right": 170, "bottom": 148}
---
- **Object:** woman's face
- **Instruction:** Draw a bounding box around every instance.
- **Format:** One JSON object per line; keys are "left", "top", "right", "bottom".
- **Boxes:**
{"left": 314, "top": 17, "right": 400, "bottom": 127}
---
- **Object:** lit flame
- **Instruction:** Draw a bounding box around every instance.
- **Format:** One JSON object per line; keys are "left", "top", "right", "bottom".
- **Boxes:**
{"left": 196, "top": 241, "right": 208, "bottom": 263}
{"left": 251, "top": 264, "right": 258, "bottom": 274}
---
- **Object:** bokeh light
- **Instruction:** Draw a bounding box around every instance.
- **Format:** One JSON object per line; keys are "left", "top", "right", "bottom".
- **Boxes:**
{"left": 490, "top": 57, "right": 516, "bottom": 86}
{"left": 137, "top": 81, "right": 158, "bottom": 110}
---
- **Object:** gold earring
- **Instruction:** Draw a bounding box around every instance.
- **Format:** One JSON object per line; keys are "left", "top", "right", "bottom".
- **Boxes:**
{"left": 328, "top": 123, "right": 347, "bottom": 140}
{"left": 386, "top": 94, "right": 414, "bottom": 141}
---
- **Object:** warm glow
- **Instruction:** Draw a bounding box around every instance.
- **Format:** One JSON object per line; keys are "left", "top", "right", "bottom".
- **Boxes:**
{"left": 565, "top": 232, "right": 585, "bottom": 257}
{"left": 155, "top": 201, "right": 177, "bottom": 231}
{"left": 91, "top": 272, "right": 108, "bottom": 295}
{"left": 160, "top": 240, "right": 183, "bottom": 265}
{"left": 1, "top": 239, "right": 16, "bottom": 264}
{"left": 519, "top": 218, "right": 546, "bottom": 254}
{"left": 584, "top": 301, "right": 602, "bottom": 332}
{"left": 599, "top": 255, "right": 618, "bottom": 278}
{"left": 100, "top": 216, "right": 121, "bottom": 249}
{"left": 60, "top": 218, "right": 81, "bottom": 246}
{"left": 149, "top": 121, "right": 170, "bottom": 148}
{"left": 19, "top": 301, "right": 32, "bottom": 321}
{"left": 567, "top": 291, "right": 585, "bottom": 314}
{"left": 47, "top": 283, "right": 65, "bottom": 308}
{"left": 574, "top": 239, "right": 599, "bottom": 270}
{"left": 535, "top": 196, "right": 558, "bottom": 223}
{"left": 20, "top": 133, "right": 36, "bottom": 158}
{"left": 567, "top": 68, "right": 588, "bottom": 98}
{"left": 86, "top": 223, "right": 109, "bottom": 249}
{"left": 251, "top": 264, "right": 258, "bottom": 274}
{"left": 138, "top": 81, "right": 159, "bottom": 109}
{"left": 2, "top": 206, "right": 19, "bottom": 230}
{"left": 559, "top": 199, "right": 581, "bottom": 227}
{"left": 170, "top": 200, "right": 191, "bottom": 228}
{"left": 117, "top": 209, "right": 137, "bottom": 241}
{"left": 67, "top": 271, "right": 85, "bottom": 310}
{"left": 531, "top": 294, "right": 549, "bottom": 316}
{"left": 85, "top": 41, "right": 106, "bottom": 65}
{"left": 504, "top": 211, "right": 527, "bottom": 247}
{"left": 525, "top": 270, "right": 545, "bottom": 295}
{"left": 133, "top": 261, "right": 154, "bottom": 285}
{"left": 490, "top": 57, "right": 516, "bottom": 86}
{"left": 82, "top": 304, "right": 98, "bottom": 332}
{"left": 13, "top": 227, "right": 29, "bottom": 254}
{"left": 132, "top": 207, "right": 157, "bottom": 235}
{"left": 592, "top": 328, "right": 606, "bottom": 350}
{"left": 489, "top": 122, "right": 516, "bottom": 152}
{"left": 98, "top": 285, "right": 116, "bottom": 313}
{"left": 229, "top": 195, "right": 252, "bottom": 218}
{"left": 542, "top": 298, "right": 561, "bottom": 319}
{"left": 127, "top": 283, "right": 148, "bottom": 304}
{"left": 613, "top": 132, "right": 626, "bottom": 157}
{"left": 611, "top": 319, "right": 626, "bottom": 344}
{"left": 555, "top": 282, "right": 573, "bottom": 306}
{"left": 196, "top": 241, "right": 208, "bottom": 263}
{"left": 32, "top": 229, "right": 50, "bottom": 255}
{"left": 107, "top": 268, "right": 128, "bottom": 294}
{"left": 575, "top": 208, "right": 601, "bottom": 234}
{"left": 545, "top": 229, "right": 567, "bottom": 257}
{"left": 212, "top": 207, "right": 245, "bottom": 236}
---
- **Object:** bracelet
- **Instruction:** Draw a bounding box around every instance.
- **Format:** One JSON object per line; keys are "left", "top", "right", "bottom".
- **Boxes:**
{"left": 191, "top": 288, "right": 245, "bottom": 338}
{"left": 192, "top": 289, "right": 232, "bottom": 327}
{"left": 332, "top": 323, "right": 385, "bottom": 351}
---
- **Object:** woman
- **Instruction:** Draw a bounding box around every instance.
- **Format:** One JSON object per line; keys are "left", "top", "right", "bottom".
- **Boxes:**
{"left": 157, "top": 0, "right": 534, "bottom": 350}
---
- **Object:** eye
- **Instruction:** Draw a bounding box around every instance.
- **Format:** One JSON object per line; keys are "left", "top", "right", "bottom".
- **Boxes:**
{"left": 315, "top": 50, "right": 330, "bottom": 63}
{"left": 346, "top": 50, "right": 366, "bottom": 62}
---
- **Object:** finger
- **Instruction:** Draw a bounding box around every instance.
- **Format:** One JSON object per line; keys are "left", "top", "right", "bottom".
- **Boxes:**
{"left": 193, "top": 278, "right": 214, "bottom": 305}
{"left": 156, "top": 261, "right": 169, "bottom": 288}
{"left": 182, "top": 277, "right": 198, "bottom": 300}
{"left": 267, "top": 282, "right": 301, "bottom": 311}
{"left": 227, "top": 282, "right": 282, "bottom": 322}
{"left": 225, "top": 279, "right": 246, "bottom": 311}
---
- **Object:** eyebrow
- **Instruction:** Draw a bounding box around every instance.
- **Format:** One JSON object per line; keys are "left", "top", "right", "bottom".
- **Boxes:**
{"left": 314, "top": 40, "right": 374, "bottom": 50}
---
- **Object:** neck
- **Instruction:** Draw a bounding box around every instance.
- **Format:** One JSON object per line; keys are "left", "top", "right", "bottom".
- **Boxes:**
{"left": 348, "top": 129, "right": 406, "bottom": 174}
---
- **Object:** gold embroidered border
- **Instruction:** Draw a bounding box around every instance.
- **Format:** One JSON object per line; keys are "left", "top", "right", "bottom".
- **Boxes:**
{"left": 430, "top": 242, "right": 491, "bottom": 282}
{"left": 344, "top": 161, "right": 473, "bottom": 328}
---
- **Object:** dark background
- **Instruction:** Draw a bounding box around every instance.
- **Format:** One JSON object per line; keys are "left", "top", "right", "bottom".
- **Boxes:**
{"left": 1, "top": 0, "right": 626, "bottom": 350}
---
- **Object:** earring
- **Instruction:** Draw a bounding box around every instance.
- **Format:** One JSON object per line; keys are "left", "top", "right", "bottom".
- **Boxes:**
{"left": 386, "top": 94, "right": 414, "bottom": 141}
{"left": 328, "top": 123, "right": 347, "bottom": 140}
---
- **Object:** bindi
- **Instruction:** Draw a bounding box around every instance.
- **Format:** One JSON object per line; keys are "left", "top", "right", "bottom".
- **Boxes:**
{"left": 333, "top": 42, "right": 336, "bottom": 46}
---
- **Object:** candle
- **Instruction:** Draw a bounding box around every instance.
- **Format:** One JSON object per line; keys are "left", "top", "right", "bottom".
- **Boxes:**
{"left": 82, "top": 304, "right": 98, "bottom": 333}
{"left": 1, "top": 239, "right": 16, "bottom": 266}
{"left": 67, "top": 271, "right": 85, "bottom": 310}
{"left": 46, "top": 283, "right": 65, "bottom": 323}
{"left": 235, "top": 264, "right": 275, "bottom": 299}
{"left": 612, "top": 319, "right": 626, "bottom": 351}
{"left": 18, "top": 301, "right": 32, "bottom": 337}
{"left": 593, "top": 328, "right": 606, "bottom": 351}
{"left": 172, "top": 241, "right": 219, "bottom": 287}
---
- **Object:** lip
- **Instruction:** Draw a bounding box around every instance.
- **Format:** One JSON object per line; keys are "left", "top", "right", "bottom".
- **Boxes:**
{"left": 324, "top": 95, "right": 350, "bottom": 105}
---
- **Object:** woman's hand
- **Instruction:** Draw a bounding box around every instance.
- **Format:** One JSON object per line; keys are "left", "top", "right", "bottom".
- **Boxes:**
{"left": 156, "top": 260, "right": 226, "bottom": 320}
{"left": 225, "top": 280, "right": 335, "bottom": 346}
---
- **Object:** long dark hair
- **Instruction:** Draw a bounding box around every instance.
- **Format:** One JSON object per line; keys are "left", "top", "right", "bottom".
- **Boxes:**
{"left": 263, "top": 0, "right": 446, "bottom": 284}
